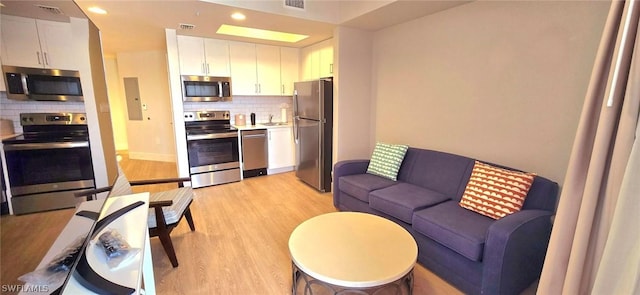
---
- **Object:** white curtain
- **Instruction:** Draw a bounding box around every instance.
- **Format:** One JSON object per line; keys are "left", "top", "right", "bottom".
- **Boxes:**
{"left": 537, "top": 1, "right": 640, "bottom": 294}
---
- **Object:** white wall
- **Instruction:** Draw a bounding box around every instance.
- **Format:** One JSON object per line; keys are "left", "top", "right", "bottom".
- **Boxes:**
{"left": 104, "top": 56, "right": 128, "bottom": 151}
{"left": 116, "top": 50, "right": 176, "bottom": 162}
{"left": 372, "top": 1, "right": 610, "bottom": 185}
{"left": 334, "top": 27, "right": 375, "bottom": 162}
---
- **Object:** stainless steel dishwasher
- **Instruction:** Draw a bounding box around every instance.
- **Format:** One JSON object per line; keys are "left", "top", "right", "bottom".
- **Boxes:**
{"left": 241, "top": 129, "right": 268, "bottom": 178}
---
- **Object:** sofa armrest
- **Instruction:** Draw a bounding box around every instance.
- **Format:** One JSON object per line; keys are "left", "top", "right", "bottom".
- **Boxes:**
{"left": 482, "top": 209, "right": 554, "bottom": 295}
{"left": 333, "top": 160, "right": 370, "bottom": 177}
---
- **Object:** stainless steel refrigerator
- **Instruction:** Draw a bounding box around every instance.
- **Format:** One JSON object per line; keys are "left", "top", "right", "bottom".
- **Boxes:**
{"left": 294, "top": 79, "right": 333, "bottom": 192}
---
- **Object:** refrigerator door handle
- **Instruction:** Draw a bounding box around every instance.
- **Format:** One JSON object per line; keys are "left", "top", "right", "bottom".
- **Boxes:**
{"left": 293, "top": 89, "right": 299, "bottom": 116}
{"left": 293, "top": 89, "right": 299, "bottom": 143}
{"left": 293, "top": 117, "right": 299, "bottom": 143}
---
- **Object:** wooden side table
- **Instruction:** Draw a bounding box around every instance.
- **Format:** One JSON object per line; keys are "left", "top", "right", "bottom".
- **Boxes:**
{"left": 288, "top": 212, "right": 417, "bottom": 294}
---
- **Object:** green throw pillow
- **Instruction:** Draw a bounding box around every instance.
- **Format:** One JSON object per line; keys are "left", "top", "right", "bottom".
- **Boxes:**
{"left": 366, "top": 142, "right": 409, "bottom": 181}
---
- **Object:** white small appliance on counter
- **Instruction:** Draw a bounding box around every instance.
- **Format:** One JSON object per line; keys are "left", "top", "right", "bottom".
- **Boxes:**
{"left": 234, "top": 114, "right": 246, "bottom": 126}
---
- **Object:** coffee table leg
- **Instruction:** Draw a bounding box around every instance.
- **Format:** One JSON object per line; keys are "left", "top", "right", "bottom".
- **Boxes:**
{"left": 405, "top": 268, "right": 414, "bottom": 295}
{"left": 292, "top": 262, "right": 300, "bottom": 295}
{"left": 292, "top": 261, "right": 414, "bottom": 295}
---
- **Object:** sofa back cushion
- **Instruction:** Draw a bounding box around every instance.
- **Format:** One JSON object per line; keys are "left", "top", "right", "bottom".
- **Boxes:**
{"left": 397, "top": 148, "right": 474, "bottom": 200}
{"left": 522, "top": 175, "right": 559, "bottom": 211}
{"left": 395, "top": 147, "right": 560, "bottom": 212}
{"left": 459, "top": 161, "right": 536, "bottom": 219}
{"left": 475, "top": 161, "right": 559, "bottom": 212}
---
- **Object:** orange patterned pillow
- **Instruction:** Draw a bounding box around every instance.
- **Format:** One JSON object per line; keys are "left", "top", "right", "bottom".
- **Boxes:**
{"left": 459, "top": 161, "right": 536, "bottom": 220}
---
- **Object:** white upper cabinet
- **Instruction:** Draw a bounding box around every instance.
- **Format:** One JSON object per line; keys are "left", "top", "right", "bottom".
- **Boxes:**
{"left": 300, "top": 38, "right": 333, "bottom": 80}
{"left": 229, "top": 41, "right": 258, "bottom": 95}
{"left": 204, "top": 39, "right": 231, "bottom": 76}
{"left": 318, "top": 40, "right": 334, "bottom": 78}
{"left": 229, "top": 41, "right": 285, "bottom": 96}
{"left": 1, "top": 15, "right": 76, "bottom": 69}
{"left": 256, "top": 44, "right": 282, "bottom": 95}
{"left": 178, "top": 38, "right": 299, "bottom": 96}
{"left": 280, "top": 47, "right": 299, "bottom": 95}
{"left": 177, "top": 35, "right": 230, "bottom": 76}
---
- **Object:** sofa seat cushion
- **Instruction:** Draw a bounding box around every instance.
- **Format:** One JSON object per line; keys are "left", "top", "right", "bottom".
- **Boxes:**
{"left": 339, "top": 174, "right": 397, "bottom": 203}
{"left": 412, "top": 201, "right": 494, "bottom": 262}
{"left": 370, "top": 183, "right": 450, "bottom": 224}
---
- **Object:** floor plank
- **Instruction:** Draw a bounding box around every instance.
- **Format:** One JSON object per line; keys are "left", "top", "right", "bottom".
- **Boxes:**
{"left": 0, "top": 156, "right": 462, "bottom": 295}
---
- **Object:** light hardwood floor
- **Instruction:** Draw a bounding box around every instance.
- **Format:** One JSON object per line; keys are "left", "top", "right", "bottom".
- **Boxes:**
{"left": 1, "top": 156, "right": 462, "bottom": 295}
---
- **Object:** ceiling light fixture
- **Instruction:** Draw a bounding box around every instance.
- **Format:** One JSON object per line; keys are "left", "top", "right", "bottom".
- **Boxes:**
{"left": 217, "top": 24, "right": 308, "bottom": 43}
{"left": 231, "top": 12, "right": 246, "bottom": 20}
{"left": 88, "top": 7, "right": 107, "bottom": 15}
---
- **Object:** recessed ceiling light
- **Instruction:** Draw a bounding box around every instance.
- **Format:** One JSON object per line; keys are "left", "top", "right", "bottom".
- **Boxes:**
{"left": 231, "top": 12, "right": 246, "bottom": 20}
{"left": 88, "top": 6, "right": 107, "bottom": 15}
{"left": 217, "top": 24, "right": 308, "bottom": 43}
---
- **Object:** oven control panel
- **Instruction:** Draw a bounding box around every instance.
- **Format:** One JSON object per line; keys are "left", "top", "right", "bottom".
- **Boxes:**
{"left": 20, "top": 113, "right": 87, "bottom": 126}
{"left": 184, "top": 111, "right": 230, "bottom": 121}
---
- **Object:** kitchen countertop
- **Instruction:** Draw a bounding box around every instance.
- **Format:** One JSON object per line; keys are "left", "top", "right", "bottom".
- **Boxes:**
{"left": 234, "top": 123, "right": 292, "bottom": 131}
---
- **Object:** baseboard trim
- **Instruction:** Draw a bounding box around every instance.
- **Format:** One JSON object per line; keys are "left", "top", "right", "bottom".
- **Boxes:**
{"left": 267, "top": 166, "right": 294, "bottom": 175}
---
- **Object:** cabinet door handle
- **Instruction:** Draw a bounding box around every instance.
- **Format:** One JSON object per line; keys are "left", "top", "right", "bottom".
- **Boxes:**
{"left": 44, "top": 52, "right": 49, "bottom": 66}
{"left": 202, "top": 63, "right": 206, "bottom": 74}
{"left": 330, "top": 63, "right": 333, "bottom": 74}
{"left": 207, "top": 63, "right": 210, "bottom": 74}
{"left": 36, "top": 52, "right": 42, "bottom": 65}
{"left": 258, "top": 84, "right": 261, "bottom": 94}
{"left": 282, "top": 85, "right": 285, "bottom": 94}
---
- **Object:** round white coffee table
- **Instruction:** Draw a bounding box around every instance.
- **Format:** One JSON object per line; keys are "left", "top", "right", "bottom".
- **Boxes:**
{"left": 289, "top": 212, "right": 418, "bottom": 294}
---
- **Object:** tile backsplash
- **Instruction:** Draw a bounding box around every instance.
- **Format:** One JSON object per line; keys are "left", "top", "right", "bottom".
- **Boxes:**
{"left": 0, "top": 91, "right": 86, "bottom": 134}
{"left": 184, "top": 95, "right": 293, "bottom": 125}
{"left": 1, "top": 91, "right": 292, "bottom": 134}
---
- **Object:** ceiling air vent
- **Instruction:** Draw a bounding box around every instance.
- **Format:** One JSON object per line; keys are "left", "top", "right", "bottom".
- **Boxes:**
{"left": 35, "top": 5, "right": 64, "bottom": 15}
{"left": 284, "top": 0, "right": 304, "bottom": 10}
{"left": 179, "top": 23, "right": 196, "bottom": 30}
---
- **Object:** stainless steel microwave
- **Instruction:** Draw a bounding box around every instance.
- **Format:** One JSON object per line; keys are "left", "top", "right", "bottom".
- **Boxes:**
{"left": 2, "top": 65, "right": 84, "bottom": 102}
{"left": 181, "top": 75, "right": 231, "bottom": 102}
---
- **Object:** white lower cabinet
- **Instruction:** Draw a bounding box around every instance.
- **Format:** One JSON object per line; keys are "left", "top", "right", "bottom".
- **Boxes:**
{"left": 267, "top": 127, "right": 295, "bottom": 173}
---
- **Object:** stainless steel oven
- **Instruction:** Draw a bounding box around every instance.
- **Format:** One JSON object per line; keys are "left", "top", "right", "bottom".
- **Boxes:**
{"left": 2, "top": 113, "right": 95, "bottom": 214}
{"left": 184, "top": 110, "right": 240, "bottom": 188}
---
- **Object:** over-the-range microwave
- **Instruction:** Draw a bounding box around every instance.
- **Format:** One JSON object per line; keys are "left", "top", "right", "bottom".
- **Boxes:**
{"left": 2, "top": 65, "right": 84, "bottom": 102}
{"left": 181, "top": 75, "right": 231, "bottom": 102}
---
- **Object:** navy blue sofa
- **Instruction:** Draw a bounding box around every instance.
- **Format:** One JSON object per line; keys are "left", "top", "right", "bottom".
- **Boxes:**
{"left": 333, "top": 147, "right": 559, "bottom": 295}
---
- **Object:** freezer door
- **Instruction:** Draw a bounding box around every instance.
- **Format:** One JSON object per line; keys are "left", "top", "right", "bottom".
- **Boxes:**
{"left": 294, "top": 80, "right": 321, "bottom": 120}
{"left": 295, "top": 118, "right": 321, "bottom": 190}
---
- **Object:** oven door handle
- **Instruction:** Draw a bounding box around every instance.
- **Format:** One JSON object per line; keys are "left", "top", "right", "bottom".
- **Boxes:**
{"left": 186, "top": 132, "right": 238, "bottom": 141}
{"left": 3, "top": 141, "right": 89, "bottom": 151}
